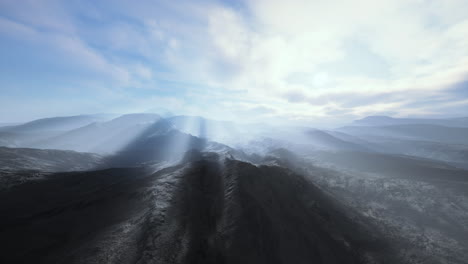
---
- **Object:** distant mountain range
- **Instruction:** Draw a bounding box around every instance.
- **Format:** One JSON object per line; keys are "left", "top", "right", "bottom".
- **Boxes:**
{"left": 33, "top": 113, "right": 164, "bottom": 153}
{"left": 352, "top": 115, "right": 468, "bottom": 127}
{"left": 0, "top": 114, "right": 115, "bottom": 133}
{"left": 338, "top": 124, "right": 468, "bottom": 145}
{"left": 1, "top": 113, "right": 467, "bottom": 167}
{"left": 1, "top": 113, "right": 468, "bottom": 263}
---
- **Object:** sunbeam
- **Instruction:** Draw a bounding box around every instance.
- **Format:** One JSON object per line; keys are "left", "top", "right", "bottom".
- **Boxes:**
{"left": 1, "top": 0, "right": 468, "bottom": 263}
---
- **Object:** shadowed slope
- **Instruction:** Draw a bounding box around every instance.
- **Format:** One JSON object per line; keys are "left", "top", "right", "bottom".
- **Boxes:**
{"left": 140, "top": 157, "right": 393, "bottom": 264}
{"left": 0, "top": 146, "right": 102, "bottom": 172}
{"left": 0, "top": 155, "right": 393, "bottom": 264}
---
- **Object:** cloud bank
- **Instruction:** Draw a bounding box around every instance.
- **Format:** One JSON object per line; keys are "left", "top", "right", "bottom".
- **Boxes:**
{"left": 0, "top": 0, "right": 467, "bottom": 125}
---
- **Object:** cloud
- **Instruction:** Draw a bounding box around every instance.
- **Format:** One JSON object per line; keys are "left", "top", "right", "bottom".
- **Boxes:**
{"left": 0, "top": 17, "right": 131, "bottom": 85}
{"left": 1, "top": 0, "right": 468, "bottom": 123}
{"left": 198, "top": 0, "right": 468, "bottom": 120}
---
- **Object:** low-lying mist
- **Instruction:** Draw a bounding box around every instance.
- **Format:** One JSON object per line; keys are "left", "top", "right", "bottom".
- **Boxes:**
{"left": 0, "top": 113, "right": 467, "bottom": 264}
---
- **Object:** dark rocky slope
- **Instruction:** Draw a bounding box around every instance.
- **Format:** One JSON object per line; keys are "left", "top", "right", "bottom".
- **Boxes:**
{"left": 0, "top": 154, "right": 393, "bottom": 263}
{"left": 0, "top": 146, "right": 102, "bottom": 172}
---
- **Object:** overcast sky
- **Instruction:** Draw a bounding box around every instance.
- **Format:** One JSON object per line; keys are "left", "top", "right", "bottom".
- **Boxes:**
{"left": 1, "top": 0, "right": 467, "bottom": 124}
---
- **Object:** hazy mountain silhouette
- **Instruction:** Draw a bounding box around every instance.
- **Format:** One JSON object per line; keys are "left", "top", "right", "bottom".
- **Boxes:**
{"left": 1, "top": 113, "right": 468, "bottom": 264}
{"left": 339, "top": 124, "right": 468, "bottom": 145}
{"left": 353, "top": 115, "right": 468, "bottom": 127}
{"left": 0, "top": 114, "right": 113, "bottom": 133}
{"left": 0, "top": 114, "right": 115, "bottom": 149}
{"left": 33, "top": 113, "right": 163, "bottom": 153}
{"left": 306, "top": 129, "right": 369, "bottom": 151}
{"left": 167, "top": 115, "right": 240, "bottom": 142}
